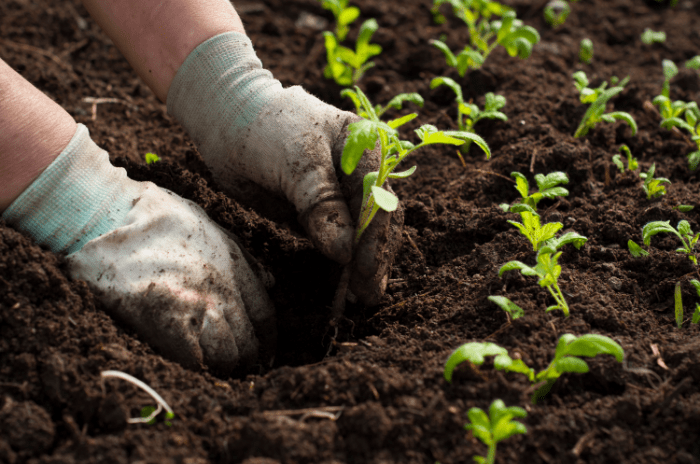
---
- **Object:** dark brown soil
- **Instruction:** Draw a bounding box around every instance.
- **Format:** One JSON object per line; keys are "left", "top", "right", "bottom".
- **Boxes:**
{"left": 3, "top": 0, "right": 700, "bottom": 462}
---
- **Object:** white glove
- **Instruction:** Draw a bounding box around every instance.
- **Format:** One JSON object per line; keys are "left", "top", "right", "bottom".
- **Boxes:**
{"left": 167, "top": 32, "right": 403, "bottom": 305}
{"left": 2, "top": 124, "right": 275, "bottom": 373}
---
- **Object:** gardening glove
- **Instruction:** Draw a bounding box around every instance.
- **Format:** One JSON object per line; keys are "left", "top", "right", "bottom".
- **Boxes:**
{"left": 2, "top": 124, "right": 275, "bottom": 374}
{"left": 167, "top": 32, "right": 403, "bottom": 306}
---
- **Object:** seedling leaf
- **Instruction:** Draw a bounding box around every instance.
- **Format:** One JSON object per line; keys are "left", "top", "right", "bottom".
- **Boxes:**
{"left": 488, "top": 295, "right": 524, "bottom": 319}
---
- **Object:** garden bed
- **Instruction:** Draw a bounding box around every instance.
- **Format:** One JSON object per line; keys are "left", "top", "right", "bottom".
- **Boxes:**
{"left": 2, "top": 0, "right": 700, "bottom": 462}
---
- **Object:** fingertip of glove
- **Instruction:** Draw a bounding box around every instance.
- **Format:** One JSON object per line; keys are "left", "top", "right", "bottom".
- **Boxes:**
{"left": 304, "top": 201, "right": 354, "bottom": 265}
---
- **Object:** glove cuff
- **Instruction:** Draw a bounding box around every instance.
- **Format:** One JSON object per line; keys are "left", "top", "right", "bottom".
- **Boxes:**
{"left": 166, "top": 32, "right": 282, "bottom": 168}
{"left": 2, "top": 124, "right": 145, "bottom": 254}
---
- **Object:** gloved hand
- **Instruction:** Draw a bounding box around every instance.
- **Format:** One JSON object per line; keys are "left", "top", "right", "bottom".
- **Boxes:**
{"left": 167, "top": 32, "right": 403, "bottom": 306}
{"left": 2, "top": 124, "right": 275, "bottom": 373}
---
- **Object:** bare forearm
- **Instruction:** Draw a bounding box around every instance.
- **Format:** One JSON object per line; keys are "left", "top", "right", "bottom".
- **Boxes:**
{"left": 0, "top": 59, "right": 77, "bottom": 211}
{"left": 80, "top": 0, "right": 246, "bottom": 102}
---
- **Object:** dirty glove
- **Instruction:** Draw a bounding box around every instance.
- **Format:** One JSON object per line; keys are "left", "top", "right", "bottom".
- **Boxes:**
{"left": 167, "top": 32, "right": 403, "bottom": 305}
{"left": 2, "top": 124, "right": 275, "bottom": 373}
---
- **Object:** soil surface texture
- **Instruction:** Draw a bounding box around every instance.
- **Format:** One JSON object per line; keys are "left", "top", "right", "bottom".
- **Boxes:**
{"left": 3, "top": 0, "right": 700, "bottom": 463}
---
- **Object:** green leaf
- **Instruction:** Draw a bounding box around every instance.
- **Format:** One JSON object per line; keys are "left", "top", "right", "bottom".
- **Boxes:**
{"left": 642, "top": 220, "right": 677, "bottom": 246}
{"left": 628, "top": 240, "right": 649, "bottom": 258}
{"left": 675, "top": 281, "right": 684, "bottom": 329}
{"left": 662, "top": 59, "right": 679, "bottom": 80}
{"left": 362, "top": 171, "right": 379, "bottom": 202}
{"left": 612, "top": 154, "right": 624, "bottom": 172}
{"left": 443, "top": 131, "right": 491, "bottom": 157}
{"left": 678, "top": 220, "right": 693, "bottom": 237}
{"left": 430, "top": 76, "right": 464, "bottom": 102}
{"left": 341, "top": 119, "right": 379, "bottom": 175}
{"left": 535, "top": 171, "right": 569, "bottom": 191}
{"left": 430, "top": 40, "right": 458, "bottom": 68}
{"left": 371, "top": 186, "right": 399, "bottom": 212}
{"left": 144, "top": 152, "right": 160, "bottom": 164}
{"left": 498, "top": 260, "right": 533, "bottom": 277}
{"left": 511, "top": 172, "right": 530, "bottom": 199}
{"left": 337, "top": 6, "right": 360, "bottom": 27}
{"left": 508, "top": 204, "right": 537, "bottom": 214}
{"left": 554, "top": 357, "right": 590, "bottom": 373}
{"left": 562, "top": 334, "right": 625, "bottom": 362}
{"left": 607, "top": 112, "right": 638, "bottom": 135}
{"left": 384, "top": 93, "right": 425, "bottom": 112}
{"left": 488, "top": 296, "right": 524, "bottom": 319}
{"left": 686, "top": 56, "right": 700, "bottom": 71}
{"left": 387, "top": 113, "right": 418, "bottom": 129}
{"left": 444, "top": 342, "right": 508, "bottom": 382}
{"left": 546, "top": 232, "right": 588, "bottom": 250}
{"left": 693, "top": 305, "right": 700, "bottom": 324}
{"left": 388, "top": 165, "right": 417, "bottom": 179}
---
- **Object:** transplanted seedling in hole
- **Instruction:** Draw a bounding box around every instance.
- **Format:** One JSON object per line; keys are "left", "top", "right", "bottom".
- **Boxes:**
{"left": 643, "top": 220, "right": 700, "bottom": 265}
{"left": 640, "top": 163, "right": 670, "bottom": 199}
{"left": 430, "top": 76, "right": 507, "bottom": 154}
{"left": 444, "top": 335, "right": 625, "bottom": 403}
{"left": 572, "top": 71, "right": 637, "bottom": 138}
{"left": 579, "top": 38, "right": 593, "bottom": 64}
{"left": 612, "top": 144, "right": 638, "bottom": 173}
{"left": 323, "top": 18, "right": 382, "bottom": 86}
{"left": 430, "top": 0, "right": 539, "bottom": 76}
{"left": 464, "top": 399, "right": 527, "bottom": 464}
{"left": 320, "top": 0, "right": 360, "bottom": 41}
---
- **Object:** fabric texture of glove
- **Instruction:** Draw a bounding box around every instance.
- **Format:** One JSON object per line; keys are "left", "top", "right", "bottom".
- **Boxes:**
{"left": 2, "top": 124, "right": 275, "bottom": 373}
{"left": 167, "top": 32, "right": 403, "bottom": 305}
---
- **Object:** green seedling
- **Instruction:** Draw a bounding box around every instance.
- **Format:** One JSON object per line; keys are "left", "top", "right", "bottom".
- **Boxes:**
{"left": 660, "top": 59, "right": 679, "bottom": 99}
{"left": 572, "top": 71, "right": 637, "bottom": 138}
{"left": 686, "top": 56, "right": 700, "bottom": 71}
{"left": 674, "top": 205, "right": 694, "bottom": 212}
{"left": 465, "top": 400, "right": 527, "bottom": 464}
{"left": 430, "top": 2, "right": 539, "bottom": 76}
{"left": 506, "top": 210, "right": 562, "bottom": 251}
{"left": 499, "top": 246, "right": 572, "bottom": 316}
{"left": 444, "top": 335, "right": 624, "bottom": 403}
{"left": 579, "top": 38, "right": 593, "bottom": 64}
{"left": 101, "top": 370, "right": 175, "bottom": 425}
{"left": 640, "top": 163, "right": 670, "bottom": 200}
{"left": 641, "top": 28, "right": 666, "bottom": 45}
{"left": 488, "top": 295, "right": 524, "bottom": 319}
{"left": 323, "top": 18, "right": 382, "bottom": 86}
{"left": 612, "top": 145, "right": 638, "bottom": 172}
{"left": 642, "top": 219, "right": 699, "bottom": 265}
{"left": 628, "top": 239, "right": 649, "bottom": 258}
{"left": 144, "top": 152, "right": 160, "bottom": 164}
{"left": 342, "top": 88, "right": 424, "bottom": 118}
{"left": 430, "top": 76, "right": 507, "bottom": 153}
{"left": 320, "top": 0, "right": 360, "bottom": 41}
{"left": 690, "top": 279, "right": 700, "bottom": 324}
{"left": 675, "top": 281, "right": 684, "bottom": 328}
{"left": 544, "top": 0, "right": 570, "bottom": 28}
{"left": 506, "top": 171, "right": 569, "bottom": 210}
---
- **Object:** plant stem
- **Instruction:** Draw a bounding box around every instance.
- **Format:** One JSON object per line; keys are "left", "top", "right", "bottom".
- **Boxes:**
{"left": 487, "top": 443, "right": 497, "bottom": 464}
{"left": 329, "top": 264, "right": 352, "bottom": 327}
{"left": 547, "top": 283, "right": 569, "bottom": 317}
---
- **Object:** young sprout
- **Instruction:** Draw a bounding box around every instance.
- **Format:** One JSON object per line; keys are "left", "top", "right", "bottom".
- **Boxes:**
{"left": 543, "top": 0, "right": 570, "bottom": 28}
{"left": 444, "top": 335, "right": 625, "bottom": 403}
{"left": 686, "top": 56, "right": 700, "bottom": 71}
{"left": 430, "top": 76, "right": 507, "bottom": 153}
{"left": 675, "top": 281, "right": 683, "bottom": 328}
{"left": 643, "top": 220, "right": 699, "bottom": 265}
{"left": 572, "top": 71, "right": 637, "bottom": 138}
{"left": 660, "top": 59, "right": 679, "bottom": 99}
{"left": 690, "top": 279, "right": 700, "bottom": 324}
{"left": 640, "top": 163, "right": 670, "bottom": 200}
{"left": 499, "top": 246, "right": 572, "bottom": 316}
{"left": 101, "top": 370, "right": 175, "bottom": 425}
{"left": 628, "top": 239, "right": 649, "bottom": 258}
{"left": 488, "top": 295, "right": 524, "bottom": 319}
{"left": 430, "top": 3, "right": 540, "bottom": 76}
{"left": 507, "top": 171, "right": 569, "bottom": 210}
{"left": 320, "top": 0, "right": 360, "bottom": 41}
{"left": 579, "top": 38, "right": 593, "bottom": 64}
{"left": 342, "top": 89, "right": 424, "bottom": 118}
{"left": 674, "top": 205, "right": 694, "bottom": 212}
{"left": 641, "top": 28, "right": 666, "bottom": 45}
{"left": 144, "top": 152, "right": 160, "bottom": 164}
{"left": 612, "top": 145, "right": 638, "bottom": 173}
{"left": 323, "top": 19, "right": 382, "bottom": 86}
{"left": 465, "top": 400, "right": 527, "bottom": 464}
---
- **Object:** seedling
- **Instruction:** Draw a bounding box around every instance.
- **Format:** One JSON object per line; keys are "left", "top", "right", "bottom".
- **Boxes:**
{"left": 612, "top": 145, "right": 638, "bottom": 172}
{"left": 640, "top": 163, "right": 670, "bottom": 200}
{"left": 675, "top": 281, "right": 683, "bottom": 328}
{"left": 430, "top": 2, "right": 539, "bottom": 76}
{"left": 430, "top": 76, "right": 507, "bottom": 153}
{"left": 488, "top": 295, "right": 524, "bottom": 319}
{"left": 686, "top": 56, "right": 700, "bottom": 71}
{"left": 465, "top": 400, "right": 527, "bottom": 464}
{"left": 690, "top": 279, "right": 700, "bottom": 324}
{"left": 506, "top": 171, "right": 569, "bottom": 210}
{"left": 324, "top": 19, "right": 382, "bottom": 86}
{"left": 572, "top": 71, "right": 637, "bottom": 138}
{"left": 444, "top": 335, "right": 624, "bottom": 403}
{"left": 342, "top": 88, "right": 424, "bottom": 118}
{"left": 642, "top": 220, "right": 699, "bottom": 264}
{"left": 144, "top": 152, "right": 160, "bottom": 164}
{"left": 660, "top": 59, "right": 679, "bottom": 99}
{"left": 579, "top": 38, "right": 593, "bottom": 64}
{"left": 641, "top": 28, "right": 666, "bottom": 45}
{"left": 652, "top": 78, "right": 700, "bottom": 170}
{"left": 499, "top": 246, "right": 571, "bottom": 316}
{"left": 101, "top": 370, "right": 175, "bottom": 425}
{"left": 506, "top": 209, "right": 563, "bottom": 251}
{"left": 674, "top": 205, "right": 694, "bottom": 212}
{"left": 628, "top": 239, "right": 649, "bottom": 258}
{"left": 320, "top": 0, "right": 360, "bottom": 41}
{"left": 544, "top": 0, "right": 570, "bottom": 28}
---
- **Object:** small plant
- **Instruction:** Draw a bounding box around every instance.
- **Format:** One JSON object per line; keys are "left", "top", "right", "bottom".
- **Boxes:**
{"left": 323, "top": 18, "right": 382, "bottom": 86}
{"left": 675, "top": 281, "right": 684, "bottom": 328}
{"left": 686, "top": 56, "right": 700, "bottom": 71}
{"left": 430, "top": 77, "right": 507, "bottom": 153}
{"left": 499, "top": 246, "right": 572, "bottom": 316}
{"left": 444, "top": 335, "right": 625, "bottom": 403}
{"left": 544, "top": 0, "right": 570, "bottom": 28}
{"left": 674, "top": 205, "right": 694, "bottom": 212}
{"left": 101, "top": 370, "right": 175, "bottom": 425}
{"left": 430, "top": 2, "right": 539, "bottom": 76}
{"left": 579, "top": 38, "right": 593, "bottom": 64}
{"left": 660, "top": 59, "right": 678, "bottom": 99}
{"left": 488, "top": 295, "right": 524, "bottom": 319}
{"left": 690, "top": 279, "right": 700, "bottom": 324}
{"left": 628, "top": 239, "right": 650, "bottom": 258}
{"left": 465, "top": 400, "right": 527, "bottom": 464}
{"left": 342, "top": 89, "right": 424, "bottom": 118}
{"left": 506, "top": 171, "right": 569, "bottom": 210}
{"left": 640, "top": 163, "right": 670, "bottom": 200}
{"left": 144, "top": 152, "right": 160, "bottom": 164}
{"left": 320, "top": 0, "right": 360, "bottom": 41}
{"left": 643, "top": 220, "right": 699, "bottom": 265}
{"left": 612, "top": 145, "right": 638, "bottom": 172}
{"left": 641, "top": 28, "right": 666, "bottom": 45}
{"left": 572, "top": 71, "right": 637, "bottom": 138}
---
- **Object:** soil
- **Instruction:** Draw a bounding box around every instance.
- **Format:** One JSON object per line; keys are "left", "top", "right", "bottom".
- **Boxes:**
{"left": 3, "top": 0, "right": 700, "bottom": 462}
